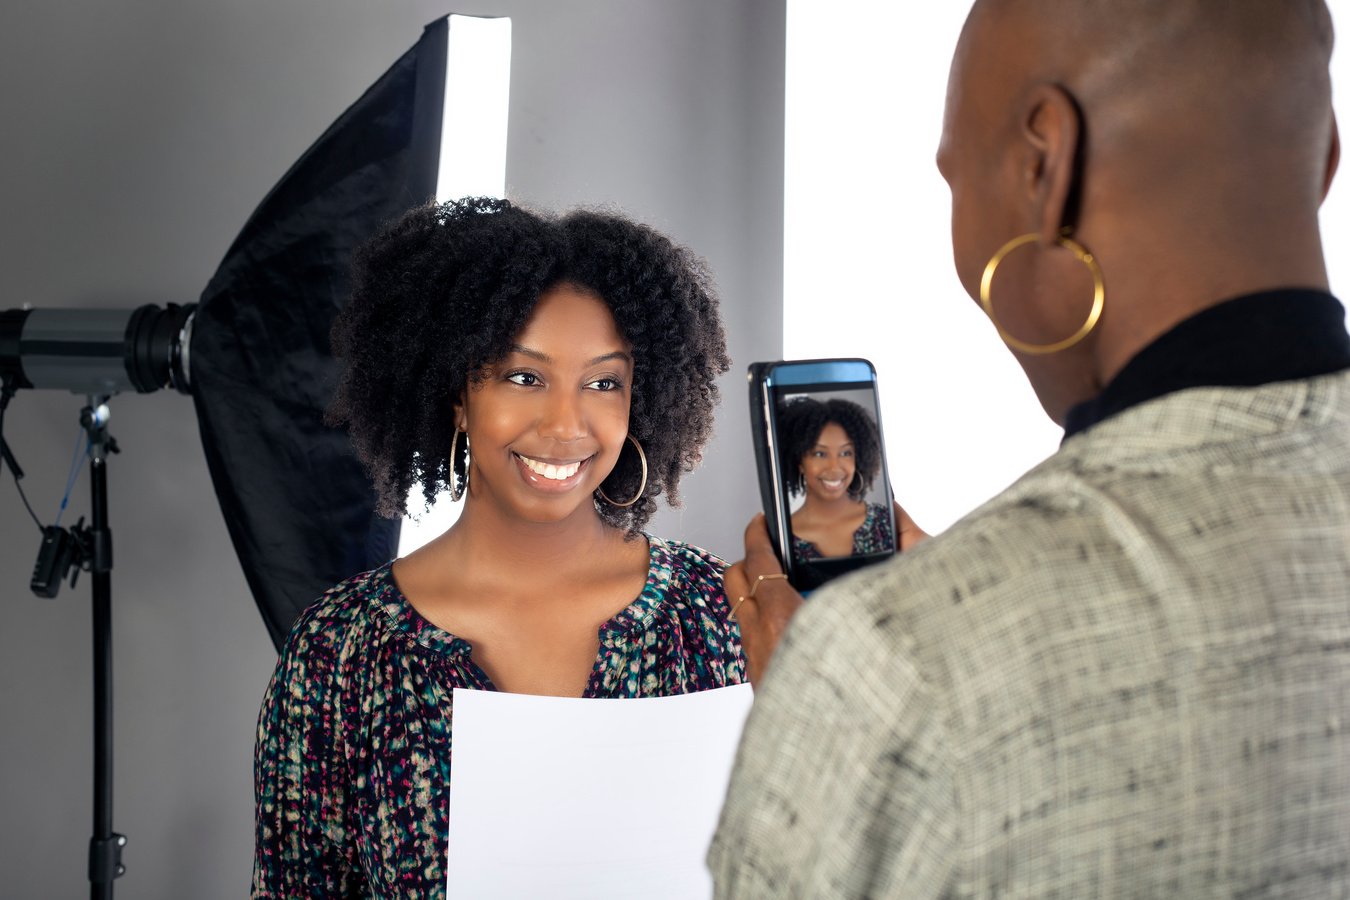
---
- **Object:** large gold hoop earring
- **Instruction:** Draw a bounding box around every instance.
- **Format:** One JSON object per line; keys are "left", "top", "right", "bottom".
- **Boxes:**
{"left": 596, "top": 435, "right": 648, "bottom": 508}
{"left": 979, "top": 232, "right": 1105, "bottom": 355}
{"left": 448, "top": 429, "right": 469, "bottom": 502}
{"left": 849, "top": 469, "right": 866, "bottom": 499}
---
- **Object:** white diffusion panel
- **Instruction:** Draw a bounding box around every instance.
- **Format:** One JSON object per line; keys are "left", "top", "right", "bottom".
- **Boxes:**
{"left": 399, "top": 15, "right": 512, "bottom": 558}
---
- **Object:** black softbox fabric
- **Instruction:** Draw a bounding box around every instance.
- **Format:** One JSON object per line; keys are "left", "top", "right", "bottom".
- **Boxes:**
{"left": 191, "top": 20, "right": 448, "bottom": 651}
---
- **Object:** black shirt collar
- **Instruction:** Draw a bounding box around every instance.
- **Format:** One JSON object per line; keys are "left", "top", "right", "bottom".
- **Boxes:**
{"left": 1063, "top": 288, "right": 1350, "bottom": 439}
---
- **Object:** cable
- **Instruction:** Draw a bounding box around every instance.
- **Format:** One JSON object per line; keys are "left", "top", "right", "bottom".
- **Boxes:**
{"left": 11, "top": 467, "right": 44, "bottom": 531}
{"left": 55, "top": 429, "right": 89, "bottom": 527}
{"left": 0, "top": 382, "right": 45, "bottom": 532}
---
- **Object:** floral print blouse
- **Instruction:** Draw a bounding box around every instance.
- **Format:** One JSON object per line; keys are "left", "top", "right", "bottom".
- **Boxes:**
{"left": 252, "top": 535, "right": 743, "bottom": 899}
{"left": 791, "top": 501, "right": 894, "bottom": 562}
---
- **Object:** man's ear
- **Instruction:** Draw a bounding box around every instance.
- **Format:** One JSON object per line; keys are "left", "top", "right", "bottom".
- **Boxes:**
{"left": 1322, "top": 109, "right": 1340, "bottom": 203}
{"left": 1020, "top": 83, "right": 1083, "bottom": 241}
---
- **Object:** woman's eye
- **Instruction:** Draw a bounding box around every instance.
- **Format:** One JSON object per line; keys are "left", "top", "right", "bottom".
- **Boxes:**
{"left": 842, "top": 449, "right": 854, "bottom": 458}
{"left": 587, "top": 378, "right": 621, "bottom": 392}
{"left": 507, "top": 371, "right": 540, "bottom": 387}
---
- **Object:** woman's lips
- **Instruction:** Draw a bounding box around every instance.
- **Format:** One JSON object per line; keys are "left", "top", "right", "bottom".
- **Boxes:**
{"left": 517, "top": 454, "right": 583, "bottom": 481}
{"left": 514, "top": 452, "right": 592, "bottom": 492}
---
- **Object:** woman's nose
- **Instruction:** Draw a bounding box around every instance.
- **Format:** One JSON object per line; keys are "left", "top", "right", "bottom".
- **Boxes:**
{"left": 538, "top": 389, "right": 587, "bottom": 442}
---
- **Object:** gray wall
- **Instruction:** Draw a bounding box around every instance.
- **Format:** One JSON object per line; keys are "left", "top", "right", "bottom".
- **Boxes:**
{"left": 0, "top": 2, "right": 783, "bottom": 896}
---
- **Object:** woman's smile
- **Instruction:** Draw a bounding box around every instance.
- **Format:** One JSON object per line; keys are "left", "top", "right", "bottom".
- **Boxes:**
{"left": 513, "top": 451, "right": 594, "bottom": 491}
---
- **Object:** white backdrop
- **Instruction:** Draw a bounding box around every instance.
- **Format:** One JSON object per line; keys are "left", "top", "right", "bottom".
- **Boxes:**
{"left": 785, "top": 3, "right": 1350, "bottom": 534}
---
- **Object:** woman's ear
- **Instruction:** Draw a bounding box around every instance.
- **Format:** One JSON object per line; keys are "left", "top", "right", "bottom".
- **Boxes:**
{"left": 453, "top": 392, "right": 468, "bottom": 432}
{"left": 1020, "top": 83, "right": 1083, "bottom": 241}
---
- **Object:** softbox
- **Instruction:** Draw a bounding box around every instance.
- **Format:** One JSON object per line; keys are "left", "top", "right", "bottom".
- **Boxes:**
{"left": 191, "top": 19, "right": 449, "bottom": 650}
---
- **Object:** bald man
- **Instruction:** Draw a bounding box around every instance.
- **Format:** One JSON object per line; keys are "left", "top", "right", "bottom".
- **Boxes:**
{"left": 711, "top": 1, "right": 1350, "bottom": 896}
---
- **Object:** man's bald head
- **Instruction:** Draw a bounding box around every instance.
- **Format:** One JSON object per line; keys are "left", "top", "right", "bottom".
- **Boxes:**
{"left": 960, "top": 0, "right": 1335, "bottom": 172}
{"left": 940, "top": 0, "right": 1339, "bottom": 423}
{"left": 972, "top": 0, "right": 1333, "bottom": 87}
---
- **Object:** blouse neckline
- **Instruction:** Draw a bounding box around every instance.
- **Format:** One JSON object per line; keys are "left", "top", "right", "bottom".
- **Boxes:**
{"left": 371, "top": 533, "right": 666, "bottom": 660}
{"left": 792, "top": 500, "right": 878, "bottom": 557}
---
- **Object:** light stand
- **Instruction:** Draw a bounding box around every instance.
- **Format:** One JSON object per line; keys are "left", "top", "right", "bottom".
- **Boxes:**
{"left": 81, "top": 397, "right": 126, "bottom": 898}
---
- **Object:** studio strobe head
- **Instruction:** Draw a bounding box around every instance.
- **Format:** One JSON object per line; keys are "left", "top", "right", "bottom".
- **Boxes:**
{"left": 0, "top": 303, "right": 195, "bottom": 396}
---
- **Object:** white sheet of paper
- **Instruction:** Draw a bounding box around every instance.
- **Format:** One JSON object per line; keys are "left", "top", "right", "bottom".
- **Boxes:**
{"left": 446, "top": 683, "right": 754, "bottom": 899}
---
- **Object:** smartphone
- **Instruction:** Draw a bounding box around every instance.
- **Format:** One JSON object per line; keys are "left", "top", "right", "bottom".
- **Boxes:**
{"left": 748, "top": 358, "right": 897, "bottom": 592}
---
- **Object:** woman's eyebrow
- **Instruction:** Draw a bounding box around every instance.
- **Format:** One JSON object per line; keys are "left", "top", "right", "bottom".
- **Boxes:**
{"left": 507, "top": 344, "right": 631, "bottom": 366}
{"left": 507, "top": 344, "right": 551, "bottom": 363}
{"left": 589, "top": 351, "right": 633, "bottom": 366}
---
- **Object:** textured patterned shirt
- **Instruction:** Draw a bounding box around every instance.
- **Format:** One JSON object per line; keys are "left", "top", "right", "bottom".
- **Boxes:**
{"left": 711, "top": 370, "right": 1350, "bottom": 897}
{"left": 254, "top": 535, "right": 744, "bottom": 898}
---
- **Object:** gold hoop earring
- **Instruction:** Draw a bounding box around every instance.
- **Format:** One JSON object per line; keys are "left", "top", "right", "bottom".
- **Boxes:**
{"left": 596, "top": 434, "right": 648, "bottom": 508}
{"left": 979, "top": 231, "right": 1105, "bottom": 355}
{"left": 448, "top": 429, "right": 469, "bottom": 502}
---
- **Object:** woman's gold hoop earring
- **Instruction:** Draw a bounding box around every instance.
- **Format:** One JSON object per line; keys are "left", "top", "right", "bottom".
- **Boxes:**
{"left": 596, "top": 435, "right": 648, "bottom": 508}
{"left": 448, "top": 429, "right": 469, "bottom": 502}
{"left": 979, "top": 231, "right": 1105, "bottom": 355}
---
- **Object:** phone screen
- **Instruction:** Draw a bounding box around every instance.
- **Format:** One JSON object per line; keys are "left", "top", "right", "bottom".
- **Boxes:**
{"left": 750, "top": 359, "right": 896, "bottom": 591}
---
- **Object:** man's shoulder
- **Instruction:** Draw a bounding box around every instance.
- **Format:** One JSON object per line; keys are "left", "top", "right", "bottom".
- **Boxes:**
{"left": 825, "top": 470, "right": 1101, "bottom": 602}
{"left": 786, "top": 469, "right": 1119, "bottom": 681}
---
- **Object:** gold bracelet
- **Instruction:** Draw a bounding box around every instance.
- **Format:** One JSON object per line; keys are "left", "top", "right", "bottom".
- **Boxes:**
{"left": 748, "top": 572, "right": 789, "bottom": 598}
{"left": 729, "top": 573, "right": 789, "bottom": 620}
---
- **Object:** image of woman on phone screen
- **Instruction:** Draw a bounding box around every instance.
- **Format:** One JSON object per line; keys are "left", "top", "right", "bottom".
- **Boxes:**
{"left": 251, "top": 197, "right": 743, "bottom": 898}
{"left": 779, "top": 396, "right": 894, "bottom": 563}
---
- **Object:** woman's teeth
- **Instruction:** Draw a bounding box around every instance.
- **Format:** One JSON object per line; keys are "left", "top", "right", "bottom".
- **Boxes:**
{"left": 518, "top": 455, "right": 582, "bottom": 481}
{"left": 821, "top": 477, "right": 845, "bottom": 489}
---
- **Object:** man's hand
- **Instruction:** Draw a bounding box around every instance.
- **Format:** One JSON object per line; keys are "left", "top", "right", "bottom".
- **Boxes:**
{"left": 896, "top": 501, "right": 930, "bottom": 550}
{"left": 726, "top": 515, "right": 803, "bottom": 685}
{"left": 728, "top": 503, "right": 928, "bottom": 685}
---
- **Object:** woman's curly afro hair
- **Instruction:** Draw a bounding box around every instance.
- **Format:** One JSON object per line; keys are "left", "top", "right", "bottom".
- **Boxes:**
{"left": 327, "top": 197, "right": 730, "bottom": 535}
{"left": 778, "top": 396, "right": 882, "bottom": 502}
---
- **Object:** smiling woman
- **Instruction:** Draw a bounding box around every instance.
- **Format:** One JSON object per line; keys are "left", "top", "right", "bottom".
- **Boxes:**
{"left": 777, "top": 396, "right": 891, "bottom": 562}
{"left": 250, "top": 198, "right": 742, "bottom": 898}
